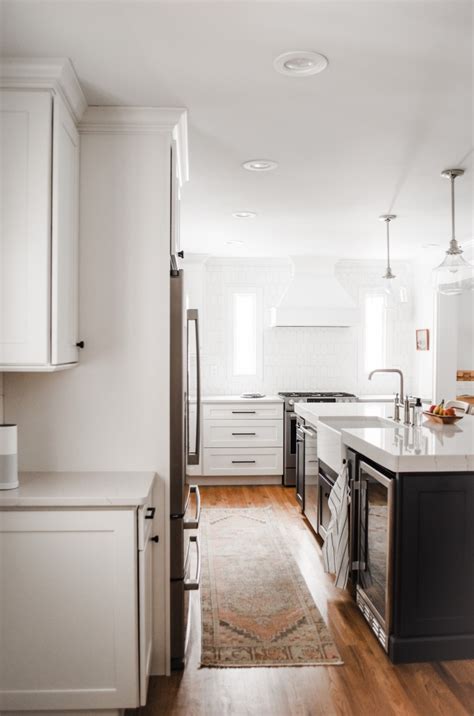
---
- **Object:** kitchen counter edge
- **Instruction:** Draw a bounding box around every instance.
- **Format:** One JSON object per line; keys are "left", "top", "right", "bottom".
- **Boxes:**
{"left": 0, "top": 471, "right": 156, "bottom": 508}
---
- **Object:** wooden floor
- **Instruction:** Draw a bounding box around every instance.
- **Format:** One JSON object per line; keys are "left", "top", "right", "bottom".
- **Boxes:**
{"left": 136, "top": 486, "right": 474, "bottom": 716}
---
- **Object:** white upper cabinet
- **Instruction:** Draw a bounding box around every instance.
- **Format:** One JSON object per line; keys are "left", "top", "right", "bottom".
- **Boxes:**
{"left": 0, "top": 90, "right": 52, "bottom": 366}
{"left": 51, "top": 93, "right": 80, "bottom": 365}
{"left": 0, "top": 59, "right": 86, "bottom": 370}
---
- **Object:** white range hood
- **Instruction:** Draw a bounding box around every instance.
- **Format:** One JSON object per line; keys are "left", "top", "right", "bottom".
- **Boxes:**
{"left": 271, "top": 257, "right": 359, "bottom": 327}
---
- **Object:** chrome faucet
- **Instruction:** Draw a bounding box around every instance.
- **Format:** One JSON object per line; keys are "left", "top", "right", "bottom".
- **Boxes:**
{"left": 369, "top": 368, "right": 405, "bottom": 422}
{"left": 368, "top": 368, "right": 405, "bottom": 402}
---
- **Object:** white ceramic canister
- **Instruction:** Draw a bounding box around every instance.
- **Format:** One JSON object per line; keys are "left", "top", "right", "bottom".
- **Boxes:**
{"left": 0, "top": 424, "right": 19, "bottom": 489}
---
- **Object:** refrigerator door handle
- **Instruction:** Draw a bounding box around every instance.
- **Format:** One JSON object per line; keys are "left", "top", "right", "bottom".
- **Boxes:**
{"left": 184, "top": 485, "right": 201, "bottom": 529}
{"left": 184, "top": 535, "right": 201, "bottom": 591}
{"left": 187, "top": 309, "right": 201, "bottom": 466}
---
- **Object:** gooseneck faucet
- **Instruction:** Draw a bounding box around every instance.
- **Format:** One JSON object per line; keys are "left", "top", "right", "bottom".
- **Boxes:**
{"left": 368, "top": 368, "right": 405, "bottom": 402}
{"left": 369, "top": 368, "right": 406, "bottom": 423}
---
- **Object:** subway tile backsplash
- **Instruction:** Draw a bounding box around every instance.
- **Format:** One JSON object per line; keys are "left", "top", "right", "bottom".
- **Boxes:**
{"left": 200, "top": 258, "right": 414, "bottom": 397}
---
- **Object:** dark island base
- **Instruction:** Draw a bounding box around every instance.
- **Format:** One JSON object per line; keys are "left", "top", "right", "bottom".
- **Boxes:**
{"left": 389, "top": 634, "right": 474, "bottom": 664}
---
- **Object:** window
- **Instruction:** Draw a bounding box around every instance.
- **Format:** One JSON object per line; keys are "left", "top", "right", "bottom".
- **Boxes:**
{"left": 229, "top": 288, "right": 262, "bottom": 377}
{"left": 364, "top": 292, "right": 386, "bottom": 373}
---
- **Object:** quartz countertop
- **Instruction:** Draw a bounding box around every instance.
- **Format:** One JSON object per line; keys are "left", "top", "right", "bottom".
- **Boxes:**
{"left": 357, "top": 394, "right": 431, "bottom": 404}
{"left": 202, "top": 395, "right": 283, "bottom": 403}
{"left": 0, "top": 471, "right": 156, "bottom": 508}
{"left": 295, "top": 402, "right": 474, "bottom": 473}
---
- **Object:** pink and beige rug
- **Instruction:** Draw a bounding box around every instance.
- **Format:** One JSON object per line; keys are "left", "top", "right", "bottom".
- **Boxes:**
{"left": 200, "top": 507, "right": 343, "bottom": 667}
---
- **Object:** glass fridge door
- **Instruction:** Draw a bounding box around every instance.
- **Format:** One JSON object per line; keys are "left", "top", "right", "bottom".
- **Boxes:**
{"left": 358, "top": 461, "right": 394, "bottom": 634}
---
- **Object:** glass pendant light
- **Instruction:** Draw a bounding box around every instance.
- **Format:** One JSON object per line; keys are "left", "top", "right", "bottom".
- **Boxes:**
{"left": 379, "top": 214, "right": 408, "bottom": 307}
{"left": 434, "top": 168, "right": 473, "bottom": 295}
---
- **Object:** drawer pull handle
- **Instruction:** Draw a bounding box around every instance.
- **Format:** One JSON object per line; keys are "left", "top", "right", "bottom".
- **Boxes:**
{"left": 232, "top": 411, "right": 256, "bottom": 414}
{"left": 232, "top": 460, "right": 256, "bottom": 464}
{"left": 145, "top": 507, "right": 156, "bottom": 519}
{"left": 231, "top": 432, "right": 256, "bottom": 436}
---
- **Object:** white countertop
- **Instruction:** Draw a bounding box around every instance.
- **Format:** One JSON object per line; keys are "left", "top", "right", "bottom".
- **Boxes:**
{"left": 295, "top": 402, "right": 474, "bottom": 473}
{"left": 357, "top": 394, "right": 431, "bottom": 403}
{"left": 202, "top": 395, "right": 283, "bottom": 403}
{"left": 0, "top": 471, "right": 156, "bottom": 507}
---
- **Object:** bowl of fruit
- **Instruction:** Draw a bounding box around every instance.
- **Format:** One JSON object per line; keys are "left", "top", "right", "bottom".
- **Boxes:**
{"left": 423, "top": 401, "right": 464, "bottom": 424}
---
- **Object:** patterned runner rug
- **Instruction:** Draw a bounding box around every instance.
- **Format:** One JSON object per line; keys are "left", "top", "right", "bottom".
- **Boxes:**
{"left": 200, "top": 507, "right": 343, "bottom": 667}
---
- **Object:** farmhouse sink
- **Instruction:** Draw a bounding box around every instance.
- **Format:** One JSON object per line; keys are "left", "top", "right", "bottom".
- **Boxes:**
{"left": 320, "top": 415, "right": 396, "bottom": 430}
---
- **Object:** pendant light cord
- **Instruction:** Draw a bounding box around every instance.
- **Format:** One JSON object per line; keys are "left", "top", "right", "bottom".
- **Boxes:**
{"left": 448, "top": 172, "right": 462, "bottom": 255}
{"left": 386, "top": 219, "right": 391, "bottom": 271}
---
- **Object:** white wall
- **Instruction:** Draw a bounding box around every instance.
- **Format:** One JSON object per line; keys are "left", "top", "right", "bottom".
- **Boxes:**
{"left": 4, "top": 128, "right": 171, "bottom": 674}
{"left": 192, "top": 257, "right": 414, "bottom": 398}
{"left": 0, "top": 373, "right": 3, "bottom": 421}
{"left": 412, "top": 252, "right": 437, "bottom": 401}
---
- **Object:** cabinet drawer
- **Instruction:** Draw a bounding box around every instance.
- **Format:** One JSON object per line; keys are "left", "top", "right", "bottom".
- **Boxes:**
{"left": 203, "top": 420, "right": 283, "bottom": 448}
{"left": 203, "top": 447, "right": 283, "bottom": 476}
{"left": 203, "top": 402, "right": 283, "bottom": 421}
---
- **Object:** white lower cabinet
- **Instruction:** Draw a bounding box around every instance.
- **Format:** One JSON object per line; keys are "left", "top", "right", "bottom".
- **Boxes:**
{"left": 204, "top": 419, "right": 283, "bottom": 448}
{"left": 0, "top": 506, "right": 153, "bottom": 711}
{"left": 202, "top": 400, "right": 284, "bottom": 477}
{"left": 203, "top": 447, "right": 283, "bottom": 476}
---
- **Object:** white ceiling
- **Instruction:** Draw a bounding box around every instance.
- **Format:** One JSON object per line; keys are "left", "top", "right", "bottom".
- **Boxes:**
{"left": 1, "top": 1, "right": 472, "bottom": 259}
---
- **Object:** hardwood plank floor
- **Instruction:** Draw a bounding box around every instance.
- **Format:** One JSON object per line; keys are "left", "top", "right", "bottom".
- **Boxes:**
{"left": 135, "top": 486, "right": 474, "bottom": 716}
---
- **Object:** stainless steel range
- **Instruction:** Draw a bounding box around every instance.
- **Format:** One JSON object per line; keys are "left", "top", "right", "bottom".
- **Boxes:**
{"left": 278, "top": 391, "right": 357, "bottom": 486}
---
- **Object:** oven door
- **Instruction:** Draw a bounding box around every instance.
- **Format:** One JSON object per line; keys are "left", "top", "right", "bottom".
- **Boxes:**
{"left": 295, "top": 422, "right": 305, "bottom": 509}
{"left": 318, "top": 462, "right": 336, "bottom": 540}
{"left": 284, "top": 412, "right": 298, "bottom": 486}
{"left": 356, "top": 460, "right": 394, "bottom": 652}
{"left": 302, "top": 426, "right": 318, "bottom": 532}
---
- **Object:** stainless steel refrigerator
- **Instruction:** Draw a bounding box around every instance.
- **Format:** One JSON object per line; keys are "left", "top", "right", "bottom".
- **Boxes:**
{"left": 170, "top": 264, "right": 201, "bottom": 670}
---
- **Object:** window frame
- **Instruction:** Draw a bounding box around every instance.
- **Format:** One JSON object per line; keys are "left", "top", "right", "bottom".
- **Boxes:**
{"left": 226, "top": 285, "right": 263, "bottom": 380}
{"left": 363, "top": 288, "right": 387, "bottom": 375}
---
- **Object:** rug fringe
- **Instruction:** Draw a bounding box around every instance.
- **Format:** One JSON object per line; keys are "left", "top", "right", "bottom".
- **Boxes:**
{"left": 199, "top": 660, "right": 344, "bottom": 669}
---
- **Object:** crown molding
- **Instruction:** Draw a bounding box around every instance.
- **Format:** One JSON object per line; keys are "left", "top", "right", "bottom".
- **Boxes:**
{"left": 0, "top": 57, "right": 87, "bottom": 122}
{"left": 79, "top": 106, "right": 189, "bottom": 184}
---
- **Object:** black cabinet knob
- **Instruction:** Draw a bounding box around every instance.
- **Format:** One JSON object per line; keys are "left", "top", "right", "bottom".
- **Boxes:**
{"left": 151, "top": 535, "right": 159, "bottom": 543}
{"left": 76, "top": 341, "right": 85, "bottom": 349}
{"left": 177, "top": 250, "right": 184, "bottom": 258}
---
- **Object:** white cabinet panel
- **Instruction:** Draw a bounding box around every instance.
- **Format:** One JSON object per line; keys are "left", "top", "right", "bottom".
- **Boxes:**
{"left": 51, "top": 93, "right": 80, "bottom": 365}
{"left": 203, "top": 447, "right": 283, "bottom": 476}
{"left": 203, "top": 402, "right": 283, "bottom": 420}
{"left": 204, "top": 419, "right": 283, "bottom": 448}
{"left": 0, "top": 509, "right": 139, "bottom": 711}
{"left": 0, "top": 86, "right": 81, "bottom": 370}
{"left": 139, "top": 536, "right": 153, "bottom": 705}
{"left": 0, "top": 91, "right": 52, "bottom": 365}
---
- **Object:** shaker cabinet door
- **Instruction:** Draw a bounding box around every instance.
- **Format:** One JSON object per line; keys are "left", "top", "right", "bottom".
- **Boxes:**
{"left": 0, "top": 90, "right": 52, "bottom": 365}
{"left": 51, "top": 93, "right": 80, "bottom": 365}
{"left": 0, "top": 509, "right": 139, "bottom": 711}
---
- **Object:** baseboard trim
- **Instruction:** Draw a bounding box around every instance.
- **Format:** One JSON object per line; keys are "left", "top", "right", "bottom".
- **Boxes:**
{"left": 389, "top": 633, "right": 474, "bottom": 663}
{"left": 186, "top": 475, "right": 282, "bottom": 486}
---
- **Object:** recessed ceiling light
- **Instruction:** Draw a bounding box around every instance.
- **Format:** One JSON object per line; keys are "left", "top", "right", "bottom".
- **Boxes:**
{"left": 226, "top": 240, "right": 245, "bottom": 246}
{"left": 422, "top": 243, "right": 441, "bottom": 248}
{"left": 242, "top": 159, "right": 278, "bottom": 172}
{"left": 232, "top": 211, "right": 257, "bottom": 219}
{"left": 274, "top": 50, "right": 328, "bottom": 77}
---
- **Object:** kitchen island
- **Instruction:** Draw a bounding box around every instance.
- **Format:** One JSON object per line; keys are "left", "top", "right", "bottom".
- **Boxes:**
{"left": 295, "top": 402, "right": 474, "bottom": 664}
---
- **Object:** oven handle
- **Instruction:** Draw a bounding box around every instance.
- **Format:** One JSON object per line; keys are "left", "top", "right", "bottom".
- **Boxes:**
{"left": 300, "top": 426, "right": 317, "bottom": 438}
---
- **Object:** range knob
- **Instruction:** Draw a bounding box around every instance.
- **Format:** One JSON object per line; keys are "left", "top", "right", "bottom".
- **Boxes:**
{"left": 289, "top": 399, "right": 294, "bottom": 407}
